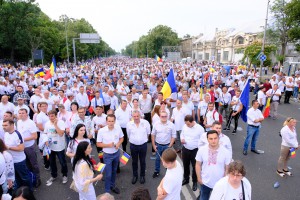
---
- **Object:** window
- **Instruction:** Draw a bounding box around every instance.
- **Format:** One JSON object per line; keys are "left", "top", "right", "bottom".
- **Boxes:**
{"left": 199, "top": 54, "right": 203, "bottom": 60}
{"left": 205, "top": 53, "right": 210, "bottom": 60}
{"left": 238, "top": 37, "right": 244, "bottom": 44}
{"left": 223, "top": 51, "right": 229, "bottom": 61}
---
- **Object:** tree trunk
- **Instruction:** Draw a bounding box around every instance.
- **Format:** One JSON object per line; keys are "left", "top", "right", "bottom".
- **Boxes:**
{"left": 280, "top": 42, "right": 287, "bottom": 65}
{"left": 10, "top": 48, "right": 15, "bottom": 65}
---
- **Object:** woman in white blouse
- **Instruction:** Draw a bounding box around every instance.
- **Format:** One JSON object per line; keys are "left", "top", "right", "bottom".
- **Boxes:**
{"left": 71, "top": 141, "right": 102, "bottom": 200}
{"left": 277, "top": 117, "right": 299, "bottom": 177}
{"left": 151, "top": 105, "right": 161, "bottom": 126}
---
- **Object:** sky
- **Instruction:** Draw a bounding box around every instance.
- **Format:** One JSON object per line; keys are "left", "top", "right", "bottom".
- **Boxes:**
{"left": 35, "top": 0, "right": 271, "bottom": 52}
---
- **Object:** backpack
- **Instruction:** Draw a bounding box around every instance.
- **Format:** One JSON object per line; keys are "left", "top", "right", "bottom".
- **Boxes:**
{"left": 213, "top": 110, "right": 223, "bottom": 124}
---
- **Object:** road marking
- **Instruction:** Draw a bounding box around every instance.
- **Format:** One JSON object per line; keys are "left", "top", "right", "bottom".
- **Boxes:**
{"left": 177, "top": 154, "right": 198, "bottom": 200}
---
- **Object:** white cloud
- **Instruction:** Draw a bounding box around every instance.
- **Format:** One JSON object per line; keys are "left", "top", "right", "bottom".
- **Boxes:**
{"left": 35, "top": 0, "right": 269, "bottom": 52}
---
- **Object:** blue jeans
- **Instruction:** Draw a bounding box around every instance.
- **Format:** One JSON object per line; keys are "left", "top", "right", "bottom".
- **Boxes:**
{"left": 155, "top": 143, "right": 169, "bottom": 173}
{"left": 49, "top": 150, "right": 68, "bottom": 178}
{"left": 293, "top": 87, "right": 299, "bottom": 98}
{"left": 199, "top": 184, "right": 212, "bottom": 200}
{"left": 243, "top": 125, "right": 260, "bottom": 151}
{"left": 14, "top": 159, "right": 32, "bottom": 191}
{"left": 103, "top": 150, "right": 120, "bottom": 193}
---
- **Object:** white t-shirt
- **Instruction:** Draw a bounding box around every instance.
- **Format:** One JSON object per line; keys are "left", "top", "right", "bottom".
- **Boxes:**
{"left": 97, "top": 125, "right": 124, "bottom": 154}
{"left": 171, "top": 107, "right": 188, "bottom": 131}
{"left": 257, "top": 90, "right": 266, "bottom": 106}
{"left": 210, "top": 176, "right": 252, "bottom": 200}
{"left": 163, "top": 160, "right": 183, "bottom": 200}
{"left": 44, "top": 120, "right": 66, "bottom": 151}
{"left": 0, "top": 102, "right": 14, "bottom": 119}
{"left": 195, "top": 145, "right": 231, "bottom": 188}
{"left": 17, "top": 119, "right": 38, "bottom": 147}
{"left": 39, "top": 98, "right": 54, "bottom": 112}
{"left": 0, "top": 153, "right": 6, "bottom": 185}
{"left": 14, "top": 105, "right": 30, "bottom": 116}
{"left": 36, "top": 112, "right": 49, "bottom": 134}
{"left": 231, "top": 96, "right": 242, "bottom": 111}
{"left": 198, "top": 101, "right": 208, "bottom": 116}
{"left": 182, "top": 101, "right": 194, "bottom": 116}
{"left": 30, "top": 95, "right": 41, "bottom": 111}
{"left": 4, "top": 130, "right": 26, "bottom": 163}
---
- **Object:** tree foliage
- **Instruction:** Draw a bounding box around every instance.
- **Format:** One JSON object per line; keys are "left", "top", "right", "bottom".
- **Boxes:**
{"left": 266, "top": 0, "right": 291, "bottom": 64}
{"left": 285, "top": 0, "right": 300, "bottom": 52}
{"left": 0, "top": 0, "right": 115, "bottom": 64}
{"left": 122, "top": 25, "right": 180, "bottom": 58}
{"left": 242, "top": 42, "right": 276, "bottom": 66}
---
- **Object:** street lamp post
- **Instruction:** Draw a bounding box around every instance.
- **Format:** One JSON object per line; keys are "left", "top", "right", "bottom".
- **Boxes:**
{"left": 63, "top": 15, "right": 70, "bottom": 64}
{"left": 260, "top": 0, "right": 270, "bottom": 80}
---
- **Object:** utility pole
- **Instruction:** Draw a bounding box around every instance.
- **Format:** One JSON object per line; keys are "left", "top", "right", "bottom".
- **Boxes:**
{"left": 63, "top": 15, "right": 70, "bottom": 64}
{"left": 259, "top": 0, "right": 270, "bottom": 80}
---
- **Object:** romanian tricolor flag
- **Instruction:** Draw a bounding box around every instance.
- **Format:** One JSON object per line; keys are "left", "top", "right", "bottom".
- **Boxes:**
{"left": 290, "top": 148, "right": 296, "bottom": 158}
{"left": 263, "top": 98, "right": 271, "bottom": 118}
{"left": 98, "top": 151, "right": 103, "bottom": 159}
{"left": 120, "top": 152, "right": 130, "bottom": 165}
{"left": 161, "top": 68, "right": 177, "bottom": 100}
{"left": 44, "top": 57, "right": 56, "bottom": 80}
{"left": 155, "top": 55, "right": 162, "bottom": 62}
{"left": 94, "top": 163, "right": 106, "bottom": 173}
{"left": 35, "top": 68, "right": 45, "bottom": 77}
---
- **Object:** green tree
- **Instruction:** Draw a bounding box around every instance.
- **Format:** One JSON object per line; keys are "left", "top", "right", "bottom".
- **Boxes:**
{"left": 242, "top": 42, "right": 276, "bottom": 66}
{"left": 123, "top": 25, "right": 180, "bottom": 58}
{"left": 267, "top": 0, "right": 291, "bottom": 64}
{"left": 285, "top": 0, "right": 300, "bottom": 51}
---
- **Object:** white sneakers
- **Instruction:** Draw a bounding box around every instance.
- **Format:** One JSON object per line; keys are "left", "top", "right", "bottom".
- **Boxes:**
{"left": 46, "top": 176, "right": 68, "bottom": 186}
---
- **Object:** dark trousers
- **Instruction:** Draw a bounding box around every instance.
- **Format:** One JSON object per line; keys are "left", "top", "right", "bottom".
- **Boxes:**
{"left": 279, "top": 92, "right": 284, "bottom": 103}
{"left": 24, "top": 144, "right": 40, "bottom": 179}
{"left": 215, "top": 102, "right": 219, "bottom": 110}
{"left": 284, "top": 91, "right": 293, "bottom": 103}
{"left": 104, "top": 104, "right": 111, "bottom": 114}
{"left": 130, "top": 143, "right": 147, "bottom": 177}
{"left": 144, "top": 112, "right": 154, "bottom": 152}
{"left": 226, "top": 111, "right": 240, "bottom": 130}
{"left": 121, "top": 128, "right": 128, "bottom": 152}
{"left": 199, "top": 184, "right": 212, "bottom": 200}
{"left": 182, "top": 146, "right": 198, "bottom": 183}
{"left": 14, "top": 159, "right": 32, "bottom": 191}
{"left": 49, "top": 150, "right": 68, "bottom": 178}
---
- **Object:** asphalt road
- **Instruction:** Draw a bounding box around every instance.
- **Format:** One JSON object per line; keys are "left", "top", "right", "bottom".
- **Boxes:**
{"left": 34, "top": 97, "right": 300, "bottom": 200}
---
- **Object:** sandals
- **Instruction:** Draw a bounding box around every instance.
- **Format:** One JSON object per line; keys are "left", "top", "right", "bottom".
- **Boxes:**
{"left": 283, "top": 169, "right": 293, "bottom": 176}
{"left": 276, "top": 170, "right": 285, "bottom": 177}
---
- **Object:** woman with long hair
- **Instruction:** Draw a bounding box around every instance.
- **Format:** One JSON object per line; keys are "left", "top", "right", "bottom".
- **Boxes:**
{"left": 66, "top": 124, "right": 90, "bottom": 162}
{"left": 70, "top": 102, "right": 79, "bottom": 123}
{"left": 277, "top": 117, "right": 299, "bottom": 177}
{"left": 151, "top": 105, "right": 161, "bottom": 126}
{"left": 72, "top": 142, "right": 102, "bottom": 200}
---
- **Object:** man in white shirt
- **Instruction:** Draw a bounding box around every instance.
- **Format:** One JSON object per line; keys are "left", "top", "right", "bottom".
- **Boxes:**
{"left": 284, "top": 77, "right": 294, "bottom": 104}
{"left": 29, "top": 88, "right": 43, "bottom": 114}
{"left": 219, "top": 86, "right": 231, "bottom": 125}
{"left": 90, "top": 91, "right": 104, "bottom": 113}
{"left": 97, "top": 114, "right": 124, "bottom": 194}
{"left": 293, "top": 73, "right": 300, "bottom": 101}
{"left": 70, "top": 107, "right": 93, "bottom": 138}
{"left": 257, "top": 87, "right": 266, "bottom": 111}
{"left": 182, "top": 94, "right": 194, "bottom": 119}
{"left": 151, "top": 111, "right": 176, "bottom": 178}
{"left": 14, "top": 97, "right": 30, "bottom": 119}
{"left": 243, "top": 100, "right": 264, "bottom": 155}
{"left": 39, "top": 91, "right": 54, "bottom": 112}
{"left": 195, "top": 130, "right": 231, "bottom": 200}
{"left": 3, "top": 119, "right": 32, "bottom": 190}
{"left": 171, "top": 100, "right": 188, "bottom": 153}
{"left": 17, "top": 108, "right": 41, "bottom": 187}
{"left": 197, "top": 94, "right": 210, "bottom": 127}
{"left": 92, "top": 106, "right": 107, "bottom": 155}
{"left": 181, "top": 115, "right": 204, "bottom": 191}
{"left": 266, "top": 84, "right": 281, "bottom": 120}
{"left": 139, "top": 89, "right": 152, "bottom": 126}
{"left": 115, "top": 100, "right": 131, "bottom": 152}
{"left": 44, "top": 110, "right": 67, "bottom": 186}
{"left": 75, "top": 86, "right": 89, "bottom": 110}
{"left": 0, "top": 95, "right": 14, "bottom": 120}
{"left": 126, "top": 111, "right": 150, "bottom": 185}
{"left": 225, "top": 90, "right": 243, "bottom": 134}
{"left": 204, "top": 102, "right": 219, "bottom": 131}
{"left": 157, "top": 148, "right": 183, "bottom": 200}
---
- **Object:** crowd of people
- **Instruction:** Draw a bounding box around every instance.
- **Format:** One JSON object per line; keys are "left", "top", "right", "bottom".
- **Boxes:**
{"left": 0, "top": 57, "right": 299, "bottom": 200}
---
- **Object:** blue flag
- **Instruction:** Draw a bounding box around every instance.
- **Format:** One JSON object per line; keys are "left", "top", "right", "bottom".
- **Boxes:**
{"left": 209, "top": 74, "right": 213, "bottom": 86}
{"left": 240, "top": 79, "right": 250, "bottom": 122}
{"left": 100, "top": 89, "right": 105, "bottom": 104}
{"left": 201, "top": 76, "right": 204, "bottom": 88}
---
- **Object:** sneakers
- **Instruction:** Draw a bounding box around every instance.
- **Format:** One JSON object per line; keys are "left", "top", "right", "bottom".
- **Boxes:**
{"left": 46, "top": 177, "right": 56, "bottom": 186}
{"left": 283, "top": 169, "right": 293, "bottom": 176}
{"left": 232, "top": 130, "right": 237, "bottom": 135}
{"left": 152, "top": 172, "right": 160, "bottom": 178}
{"left": 44, "top": 166, "right": 50, "bottom": 171}
{"left": 62, "top": 176, "right": 68, "bottom": 184}
{"left": 276, "top": 170, "right": 285, "bottom": 177}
